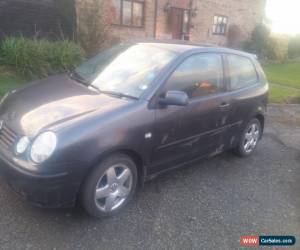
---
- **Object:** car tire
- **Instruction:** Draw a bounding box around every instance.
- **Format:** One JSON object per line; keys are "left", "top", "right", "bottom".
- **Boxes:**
{"left": 80, "top": 153, "right": 138, "bottom": 218}
{"left": 234, "top": 118, "right": 262, "bottom": 157}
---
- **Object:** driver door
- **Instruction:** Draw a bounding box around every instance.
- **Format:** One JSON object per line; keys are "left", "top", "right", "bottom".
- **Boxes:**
{"left": 149, "top": 53, "right": 229, "bottom": 175}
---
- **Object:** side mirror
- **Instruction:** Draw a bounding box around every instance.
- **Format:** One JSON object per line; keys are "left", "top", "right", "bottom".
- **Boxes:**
{"left": 159, "top": 91, "right": 189, "bottom": 106}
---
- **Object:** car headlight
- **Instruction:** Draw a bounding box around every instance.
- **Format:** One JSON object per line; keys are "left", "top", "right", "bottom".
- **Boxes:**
{"left": 15, "top": 136, "right": 30, "bottom": 155}
{"left": 30, "top": 132, "right": 57, "bottom": 164}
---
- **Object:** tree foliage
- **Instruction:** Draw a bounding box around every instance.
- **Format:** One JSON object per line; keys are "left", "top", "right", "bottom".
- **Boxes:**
{"left": 243, "top": 24, "right": 290, "bottom": 62}
{"left": 76, "top": 0, "right": 118, "bottom": 56}
{"left": 242, "top": 24, "right": 271, "bottom": 58}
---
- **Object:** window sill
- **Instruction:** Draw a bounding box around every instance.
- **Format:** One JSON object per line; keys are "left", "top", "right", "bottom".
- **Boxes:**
{"left": 212, "top": 33, "right": 226, "bottom": 36}
{"left": 112, "top": 23, "right": 145, "bottom": 29}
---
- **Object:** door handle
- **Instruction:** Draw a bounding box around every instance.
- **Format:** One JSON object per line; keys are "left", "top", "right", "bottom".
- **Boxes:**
{"left": 219, "top": 102, "right": 230, "bottom": 109}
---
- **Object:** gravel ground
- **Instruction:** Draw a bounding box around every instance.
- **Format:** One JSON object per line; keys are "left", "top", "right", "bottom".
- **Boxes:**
{"left": 0, "top": 104, "right": 299, "bottom": 250}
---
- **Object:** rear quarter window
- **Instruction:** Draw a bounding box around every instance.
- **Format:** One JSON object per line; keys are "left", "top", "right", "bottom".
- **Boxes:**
{"left": 227, "top": 54, "right": 258, "bottom": 91}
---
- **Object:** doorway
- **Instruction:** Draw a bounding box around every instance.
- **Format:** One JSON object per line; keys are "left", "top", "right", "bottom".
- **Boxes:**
{"left": 170, "top": 7, "right": 190, "bottom": 40}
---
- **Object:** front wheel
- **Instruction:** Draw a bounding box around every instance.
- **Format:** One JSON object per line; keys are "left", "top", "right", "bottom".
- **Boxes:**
{"left": 80, "top": 154, "right": 138, "bottom": 218}
{"left": 234, "top": 118, "right": 262, "bottom": 157}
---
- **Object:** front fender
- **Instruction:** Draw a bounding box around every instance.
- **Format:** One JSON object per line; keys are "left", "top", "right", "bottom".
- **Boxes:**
{"left": 50, "top": 102, "right": 155, "bottom": 179}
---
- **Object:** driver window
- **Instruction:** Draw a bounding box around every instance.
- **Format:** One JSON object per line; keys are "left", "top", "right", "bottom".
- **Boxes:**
{"left": 165, "top": 53, "right": 224, "bottom": 99}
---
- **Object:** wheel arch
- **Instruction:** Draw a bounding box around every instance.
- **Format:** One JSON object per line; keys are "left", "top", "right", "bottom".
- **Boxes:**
{"left": 254, "top": 113, "right": 265, "bottom": 137}
{"left": 86, "top": 148, "right": 147, "bottom": 187}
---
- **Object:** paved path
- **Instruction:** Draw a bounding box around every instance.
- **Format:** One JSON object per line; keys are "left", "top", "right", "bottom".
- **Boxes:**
{"left": 271, "top": 82, "right": 300, "bottom": 90}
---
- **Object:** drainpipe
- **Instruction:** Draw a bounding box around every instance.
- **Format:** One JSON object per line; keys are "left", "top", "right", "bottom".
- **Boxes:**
{"left": 153, "top": 0, "right": 158, "bottom": 38}
{"left": 187, "top": 0, "right": 193, "bottom": 40}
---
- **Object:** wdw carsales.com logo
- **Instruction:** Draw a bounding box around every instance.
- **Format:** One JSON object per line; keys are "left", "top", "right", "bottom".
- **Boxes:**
{"left": 240, "top": 235, "right": 296, "bottom": 247}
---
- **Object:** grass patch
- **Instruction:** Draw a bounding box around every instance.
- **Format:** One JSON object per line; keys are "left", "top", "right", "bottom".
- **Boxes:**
{"left": 269, "top": 84, "right": 300, "bottom": 103}
{"left": 0, "top": 68, "right": 26, "bottom": 97}
{"left": 263, "top": 63, "right": 300, "bottom": 88}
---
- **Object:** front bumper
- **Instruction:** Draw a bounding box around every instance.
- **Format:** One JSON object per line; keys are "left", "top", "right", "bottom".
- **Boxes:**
{"left": 0, "top": 155, "right": 82, "bottom": 208}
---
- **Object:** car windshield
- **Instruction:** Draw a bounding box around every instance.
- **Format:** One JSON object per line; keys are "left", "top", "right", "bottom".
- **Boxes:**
{"left": 74, "top": 44, "right": 178, "bottom": 98}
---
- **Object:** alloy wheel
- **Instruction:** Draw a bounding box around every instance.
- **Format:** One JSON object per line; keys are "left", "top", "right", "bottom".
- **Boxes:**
{"left": 243, "top": 123, "right": 260, "bottom": 154}
{"left": 94, "top": 164, "right": 133, "bottom": 212}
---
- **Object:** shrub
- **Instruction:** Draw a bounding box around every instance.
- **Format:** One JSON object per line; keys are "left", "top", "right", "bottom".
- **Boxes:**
{"left": 0, "top": 37, "right": 84, "bottom": 78}
{"left": 288, "top": 35, "right": 300, "bottom": 59}
{"left": 46, "top": 40, "right": 84, "bottom": 72}
{"left": 76, "top": 0, "right": 119, "bottom": 56}
{"left": 242, "top": 24, "right": 271, "bottom": 59}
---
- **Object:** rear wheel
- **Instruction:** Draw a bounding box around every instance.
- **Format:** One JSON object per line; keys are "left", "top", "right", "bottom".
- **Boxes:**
{"left": 81, "top": 154, "right": 138, "bottom": 218}
{"left": 234, "top": 118, "right": 262, "bottom": 157}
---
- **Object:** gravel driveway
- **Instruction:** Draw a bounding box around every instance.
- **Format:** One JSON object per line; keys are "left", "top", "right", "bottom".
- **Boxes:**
{"left": 0, "top": 104, "right": 299, "bottom": 250}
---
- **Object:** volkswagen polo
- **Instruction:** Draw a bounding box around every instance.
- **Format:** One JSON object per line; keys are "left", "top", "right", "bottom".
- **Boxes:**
{"left": 0, "top": 41, "right": 268, "bottom": 217}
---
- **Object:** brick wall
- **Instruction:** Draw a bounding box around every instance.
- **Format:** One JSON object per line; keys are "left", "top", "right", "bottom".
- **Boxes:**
{"left": 190, "top": 0, "right": 266, "bottom": 46}
{"left": 76, "top": 0, "right": 190, "bottom": 42}
{"left": 76, "top": 0, "right": 265, "bottom": 47}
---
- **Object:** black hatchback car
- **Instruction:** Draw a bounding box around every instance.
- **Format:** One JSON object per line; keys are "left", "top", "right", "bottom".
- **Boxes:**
{"left": 0, "top": 41, "right": 268, "bottom": 217}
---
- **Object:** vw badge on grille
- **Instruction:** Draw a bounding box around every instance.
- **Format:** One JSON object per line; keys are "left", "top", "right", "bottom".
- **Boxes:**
{"left": 0, "top": 120, "right": 3, "bottom": 131}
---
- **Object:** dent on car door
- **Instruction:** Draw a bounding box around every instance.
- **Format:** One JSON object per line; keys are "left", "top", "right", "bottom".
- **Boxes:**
{"left": 149, "top": 53, "right": 229, "bottom": 175}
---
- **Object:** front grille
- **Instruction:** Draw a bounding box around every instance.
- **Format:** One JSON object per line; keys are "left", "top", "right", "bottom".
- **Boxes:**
{"left": 0, "top": 123, "right": 18, "bottom": 149}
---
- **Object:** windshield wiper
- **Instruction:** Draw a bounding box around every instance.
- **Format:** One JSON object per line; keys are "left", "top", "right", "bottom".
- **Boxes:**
{"left": 90, "top": 86, "right": 139, "bottom": 100}
{"left": 69, "top": 71, "right": 89, "bottom": 85}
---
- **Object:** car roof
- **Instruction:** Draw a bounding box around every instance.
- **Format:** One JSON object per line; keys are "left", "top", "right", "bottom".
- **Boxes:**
{"left": 132, "top": 39, "right": 256, "bottom": 59}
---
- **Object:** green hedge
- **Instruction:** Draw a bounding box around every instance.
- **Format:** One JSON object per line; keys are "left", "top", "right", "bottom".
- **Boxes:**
{"left": 0, "top": 37, "right": 84, "bottom": 78}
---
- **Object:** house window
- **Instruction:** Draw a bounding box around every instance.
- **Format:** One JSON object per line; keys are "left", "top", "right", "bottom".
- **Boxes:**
{"left": 212, "top": 15, "right": 228, "bottom": 35}
{"left": 111, "top": 0, "right": 145, "bottom": 27}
